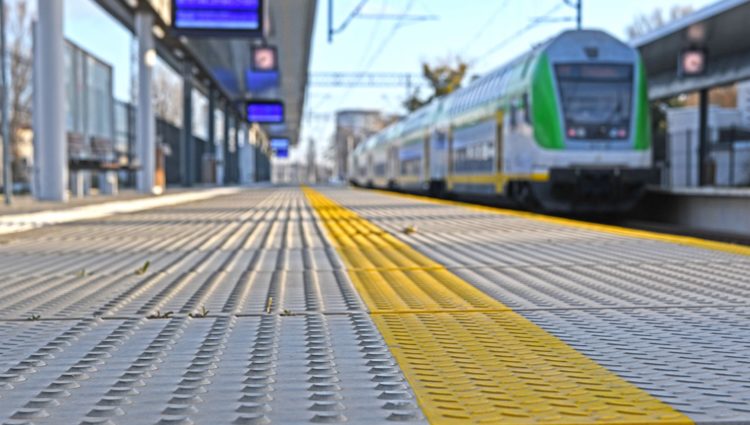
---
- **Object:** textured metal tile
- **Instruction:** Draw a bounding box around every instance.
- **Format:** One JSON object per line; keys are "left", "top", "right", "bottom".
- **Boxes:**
{"left": 0, "top": 189, "right": 357, "bottom": 320}
{"left": 0, "top": 315, "right": 425, "bottom": 424}
{"left": 523, "top": 307, "right": 750, "bottom": 424}
{"left": 316, "top": 187, "right": 750, "bottom": 424}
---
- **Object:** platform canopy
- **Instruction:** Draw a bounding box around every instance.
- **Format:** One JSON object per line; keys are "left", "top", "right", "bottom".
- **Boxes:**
{"left": 95, "top": 0, "right": 317, "bottom": 146}
{"left": 632, "top": 0, "right": 750, "bottom": 100}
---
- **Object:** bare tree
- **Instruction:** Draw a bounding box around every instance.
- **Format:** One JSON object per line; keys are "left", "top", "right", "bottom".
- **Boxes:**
{"left": 6, "top": 0, "right": 33, "bottom": 182}
{"left": 626, "top": 5, "right": 694, "bottom": 39}
{"left": 152, "top": 62, "right": 183, "bottom": 126}
{"left": 404, "top": 56, "right": 468, "bottom": 112}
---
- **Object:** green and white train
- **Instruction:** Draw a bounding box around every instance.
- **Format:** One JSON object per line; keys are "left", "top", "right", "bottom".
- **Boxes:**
{"left": 348, "top": 30, "right": 657, "bottom": 213}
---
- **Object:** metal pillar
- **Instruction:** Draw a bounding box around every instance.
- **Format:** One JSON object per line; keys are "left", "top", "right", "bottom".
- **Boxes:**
{"left": 1, "top": 0, "right": 11, "bottom": 205}
{"left": 207, "top": 86, "right": 216, "bottom": 184}
{"left": 36, "top": 0, "right": 67, "bottom": 201}
{"left": 223, "top": 105, "right": 231, "bottom": 186}
{"left": 238, "top": 122, "right": 250, "bottom": 184}
{"left": 181, "top": 60, "right": 194, "bottom": 187}
{"left": 135, "top": 11, "right": 156, "bottom": 194}
{"left": 232, "top": 117, "right": 241, "bottom": 184}
{"left": 698, "top": 88, "right": 709, "bottom": 186}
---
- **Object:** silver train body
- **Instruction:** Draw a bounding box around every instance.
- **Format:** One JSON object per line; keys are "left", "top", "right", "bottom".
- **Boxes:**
{"left": 347, "top": 30, "right": 657, "bottom": 213}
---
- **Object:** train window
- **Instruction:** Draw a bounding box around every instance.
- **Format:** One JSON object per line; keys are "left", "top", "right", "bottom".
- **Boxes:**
{"left": 523, "top": 93, "right": 531, "bottom": 125}
{"left": 509, "top": 101, "right": 517, "bottom": 129}
{"left": 555, "top": 64, "right": 633, "bottom": 140}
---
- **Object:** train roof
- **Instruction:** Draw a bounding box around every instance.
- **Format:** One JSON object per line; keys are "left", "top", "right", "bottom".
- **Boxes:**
{"left": 354, "top": 29, "right": 633, "bottom": 156}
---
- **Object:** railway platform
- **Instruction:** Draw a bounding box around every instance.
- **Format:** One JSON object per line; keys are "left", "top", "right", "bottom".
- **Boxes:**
{"left": 0, "top": 186, "right": 748, "bottom": 424}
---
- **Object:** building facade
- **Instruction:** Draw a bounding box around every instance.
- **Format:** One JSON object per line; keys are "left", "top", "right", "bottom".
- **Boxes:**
{"left": 333, "top": 110, "right": 396, "bottom": 181}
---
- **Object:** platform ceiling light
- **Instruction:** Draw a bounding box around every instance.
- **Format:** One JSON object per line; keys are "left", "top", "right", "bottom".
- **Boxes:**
{"left": 152, "top": 25, "right": 166, "bottom": 39}
{"left": 247, "top": 101, "right": 284, "bottom": 124}
{"left": 687, "top": 23, "right": 707, "bottom": 43}
{"left": 171, "top": 0, "right": 264, "bottom": 37}
{"left": 144, "top": 49, "right": 157, "bottom": 68}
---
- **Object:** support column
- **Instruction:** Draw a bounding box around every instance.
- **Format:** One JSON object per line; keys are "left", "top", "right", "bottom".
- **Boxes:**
{"left": 698, "top": 88, "right": 709, "bottom": 186}
{"left": 207, "top": 86, "right": 216, "bottom": 184}
{"left": 238, "top": 122, "right": 249, "bottom": 184}
{"left": 232, "top": 117, "right": 241, "bottom": 184}
{"left": 36, "top": 0, "right": 67, "bottom": 201}
{"left": 135, "top": 11, "right": 156, "bottom": 194}
{"left": 181, "top": 60, "right": 194, "bottom": 187}
{"left": 223, "top": 105, "right": 231, "bottom": 186}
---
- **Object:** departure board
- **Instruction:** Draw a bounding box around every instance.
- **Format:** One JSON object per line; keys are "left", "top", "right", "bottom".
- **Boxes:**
{"left": 172, "top": 0, "right": 263, "bottom": 35}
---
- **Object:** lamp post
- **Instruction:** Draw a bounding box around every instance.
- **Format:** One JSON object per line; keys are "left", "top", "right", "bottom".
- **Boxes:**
{"left": 1, "top": 0, "right": 11, "bottom": 205}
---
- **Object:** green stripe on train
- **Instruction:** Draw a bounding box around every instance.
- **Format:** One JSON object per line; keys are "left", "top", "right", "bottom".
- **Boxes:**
{"left": 531, "top": 53, "right": 564, "bottom": 150}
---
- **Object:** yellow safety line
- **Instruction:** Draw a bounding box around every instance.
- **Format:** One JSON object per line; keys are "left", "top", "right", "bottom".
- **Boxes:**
{"left": 368, "top": 188, "right": 750, "bottom": 257}
{"left": 304, "top": 187, "right": 692, "bottom": 425}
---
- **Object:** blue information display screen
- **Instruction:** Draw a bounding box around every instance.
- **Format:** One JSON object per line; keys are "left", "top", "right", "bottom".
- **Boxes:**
{"left": 247, "top": 102, "right": 284, "bottom": 123}
{"left": 173, "top": 0, "right": 262, "bottom": 33}
{"left": 274, "top": 148, "right": 289, "bottom": 159}
{"left": 270, "top": 138, "right": 289, "bottom": 150}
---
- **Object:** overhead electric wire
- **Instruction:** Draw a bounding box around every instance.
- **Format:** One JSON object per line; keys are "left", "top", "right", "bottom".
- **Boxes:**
{"left": 332, "top": 0, "right": 370, "bottom": 36}
{"left": 357, "top": 0, "right": 388, "bottom": 67}
{"left": 460, "top": 0, "right": 511, "bottom": 55}
{"left": 471, "top": 2, "right": 566, "bottom": 68}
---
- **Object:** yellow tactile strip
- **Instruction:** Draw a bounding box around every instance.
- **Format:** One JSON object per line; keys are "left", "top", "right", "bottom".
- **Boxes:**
{"left": 304, "top": 187, "right": 692, "bottom": 425}
{"left": 368, "top": 188, "right": 750, "bottom": 258}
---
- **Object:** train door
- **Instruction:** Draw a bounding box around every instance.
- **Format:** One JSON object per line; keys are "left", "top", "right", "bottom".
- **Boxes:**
{"left": 366, "top": 154, "right": 374, "bottom": 186}
{"left": 496, "top": 110, "right": 504, "bottom": 179}
{"left": 428, "top": 130, "right": 443, "bottom": 178}
{"left": 423, "top": 132, "right": 430, "bottom": 188}
{"left": 387, "top": 146, "right": 398, "bottom": 188}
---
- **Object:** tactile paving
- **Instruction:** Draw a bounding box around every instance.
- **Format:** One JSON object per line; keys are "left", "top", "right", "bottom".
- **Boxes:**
{"left": 305, "top": 187, "right": 692, "bottom": 425}
{"left": 317, "top": 187, "right": 750, "bottom": 425}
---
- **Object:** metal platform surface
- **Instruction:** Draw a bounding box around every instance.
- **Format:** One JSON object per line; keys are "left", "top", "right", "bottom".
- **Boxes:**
{"left": 0, "top": 186, "right": 748, "bottom": 424}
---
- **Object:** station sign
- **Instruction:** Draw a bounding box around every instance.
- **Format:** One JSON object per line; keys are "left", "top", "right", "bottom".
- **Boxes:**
{"left": 274, "top": 148, "right": 289, "bottom": 159}
{"left": 271, "top": 138, "right": 289, "bottom": 159}
{"left": 247, "top": 101, "right": 284, "bottom": 123}
{"left": 172, "top": 0, "right": 263, "bottom": 36}
{"left": 679, "top": 48, "right": 707, "bottom": 77}
{"left": 270, "top": 138, "right": 290, "bottom": 150}
{"left": 252, "top": 46, "right": 278, "bottom": 72}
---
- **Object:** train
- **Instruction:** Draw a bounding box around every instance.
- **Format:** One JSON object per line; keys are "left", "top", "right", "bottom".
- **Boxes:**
{"left": 347, "top": 30, "right": 658, "bottom": 213}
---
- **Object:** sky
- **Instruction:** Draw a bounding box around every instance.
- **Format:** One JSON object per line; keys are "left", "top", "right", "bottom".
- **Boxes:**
{"left": 28, "top": 0, "right": 721, "bottom": 161}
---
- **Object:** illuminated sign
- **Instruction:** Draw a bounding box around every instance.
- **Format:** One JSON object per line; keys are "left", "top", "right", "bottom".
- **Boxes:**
{"left": 247, "top": 101, "right": 284, "bottom": 123}
{"left": 270, "top": 138, "right": 289, "bottom": 150}
{"left": 679, "top": 48, "right": 707, "bottom": 77}
{"left": 274, "top": 148, "right": 289, "bottom": 158}
{"left": 172, "top": 0, "right": 263, "bottom": 35}
{"left": 252, "top": 46, "right": 278, "bottom": 72}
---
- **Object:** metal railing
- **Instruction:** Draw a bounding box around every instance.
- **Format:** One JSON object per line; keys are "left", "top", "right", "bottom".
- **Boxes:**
{"left": 659, "top": 127, "right": 750, "bottom": 188}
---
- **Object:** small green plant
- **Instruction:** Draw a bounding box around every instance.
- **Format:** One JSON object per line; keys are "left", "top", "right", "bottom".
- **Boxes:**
{"left": 189, "top": 306, "right": 210, "bottom": 318}
{"left": 27, "top": 314, "right": 41, "bottom": 321}
{"left": 280, "top": 309, "right": 295, "bottom": 317}
{"left": 402, "top": 225, "right": 418, "bottom": 235}
{"left": 135, "top": 261, "right": 151, "bottom": 276}
{"left": 147, "top": 310, "right": 173, "bottom": 319}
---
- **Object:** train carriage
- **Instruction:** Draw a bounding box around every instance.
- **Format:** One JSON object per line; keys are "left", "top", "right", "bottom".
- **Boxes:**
{"left": 349, "top": 30, "right": 656, "bottom": 213}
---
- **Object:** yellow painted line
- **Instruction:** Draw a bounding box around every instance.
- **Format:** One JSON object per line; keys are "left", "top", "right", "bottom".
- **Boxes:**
{"left": 369, "top": 188, "right": 750, "bottom": 258}
{"left": 304, "top": 187, "right": 692, "bottom": 425}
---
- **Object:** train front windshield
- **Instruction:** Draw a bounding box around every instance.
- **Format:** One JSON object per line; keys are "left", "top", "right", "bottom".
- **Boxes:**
{"left": 555, "top": 64, "right": 633, "bottom": 141}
